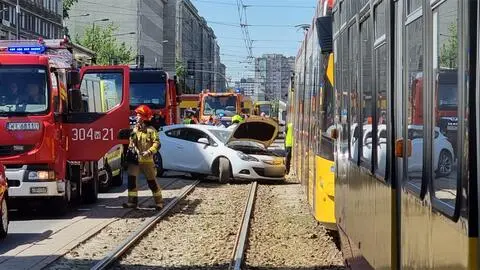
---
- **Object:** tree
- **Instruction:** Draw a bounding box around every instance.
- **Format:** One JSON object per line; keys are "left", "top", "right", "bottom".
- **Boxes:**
{"left": 75, "top": 23, "right": 135, "bottom": 65}
{"left": 439, "top": 22, "right": 458, "bottom": 69}
{"left": 63, "top": 0, "right": 78, "bottom": 19}
{"left": 176, "top": 59, "right": 190, "bottom": 93}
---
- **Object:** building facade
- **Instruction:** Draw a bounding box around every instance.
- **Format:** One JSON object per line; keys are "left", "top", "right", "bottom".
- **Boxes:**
{"left": 173, "top": 0, "right": 224, "bottom": 93}
{"left": 67, "top": 0, "right": 166, "bottom": 68}
{"left": 0, "top": 0, "right": 63, "bottom": 40}
{"left": 235, "top": 78, "right": 255, "bottom": 99}
{"left": 255, "top": 54, "right": 295, "bottom": 102}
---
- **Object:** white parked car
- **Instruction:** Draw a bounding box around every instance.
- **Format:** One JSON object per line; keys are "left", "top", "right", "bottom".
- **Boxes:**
{"left": 158, "top": 117, "right": 286, "bottom": 182}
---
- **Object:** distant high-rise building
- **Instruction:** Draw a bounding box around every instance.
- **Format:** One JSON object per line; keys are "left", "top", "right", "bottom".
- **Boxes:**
{"left": 255, "top": 54, "right": 294, "bottom": 102}
{"left": 235, "top": 78, "right": 255, "bottom": 99}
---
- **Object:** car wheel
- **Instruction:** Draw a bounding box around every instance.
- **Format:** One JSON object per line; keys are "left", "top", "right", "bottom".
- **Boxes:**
{"left": 154, "top": 153, "right": 164, "bottom": 177}
{"left": 0, "top": 197, "right": 8, "bottom": 239}
{"left": 437, "top": 150, "right": 453, "bottom": 177}
{"left": 112, "top": 167, "right": 124, "bottom": 187}
{"left": 218, "top": 157, "right": 231, "bottom": 183}
{"left": 100, "top": 164, "right": 113, "bottom": 192}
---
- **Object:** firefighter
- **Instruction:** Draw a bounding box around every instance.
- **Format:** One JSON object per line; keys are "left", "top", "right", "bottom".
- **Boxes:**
{"left": 123, "top": 105, "right": 163, "bottom": 210}
{"left": 285, "top": 122, "right": 293, "bottom": 174}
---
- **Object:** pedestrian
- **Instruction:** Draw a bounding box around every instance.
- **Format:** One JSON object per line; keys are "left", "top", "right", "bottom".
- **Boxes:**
{"left": 124, "top": 105, "right": 164, "bottom": 210}
{"left": 285, "top": 121, "right": 293, "bottom": 174}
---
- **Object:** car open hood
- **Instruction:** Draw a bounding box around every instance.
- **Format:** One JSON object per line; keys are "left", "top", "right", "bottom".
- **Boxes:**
{"left": 226, "top": 116, "right": 278, "bottom": 148}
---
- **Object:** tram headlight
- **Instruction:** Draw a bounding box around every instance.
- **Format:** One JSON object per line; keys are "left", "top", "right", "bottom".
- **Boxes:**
{"left": 237, "top": 152, "right": 259, "bottom": 162}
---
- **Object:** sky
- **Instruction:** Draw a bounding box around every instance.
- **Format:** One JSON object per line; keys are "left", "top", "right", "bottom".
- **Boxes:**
{"left": 190, "top": 0, "right": 318, "bottom": 82}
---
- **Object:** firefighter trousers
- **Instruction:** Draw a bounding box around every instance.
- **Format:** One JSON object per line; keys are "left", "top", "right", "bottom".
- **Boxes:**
{"left": 126, "top": 163, "right": 163, "bottom": 206}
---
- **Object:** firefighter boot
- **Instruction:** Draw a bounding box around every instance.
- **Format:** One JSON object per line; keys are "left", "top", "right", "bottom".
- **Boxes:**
{"left": 123, "top": 175, "right": 138, "bottom": 208}
{"left": 147, "top": 179, "right": 163, "bottom": 210}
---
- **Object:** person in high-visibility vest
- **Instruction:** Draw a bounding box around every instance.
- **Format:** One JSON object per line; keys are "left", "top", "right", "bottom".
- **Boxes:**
{"left": 285, "top": 122, "right": 293, "bottom": 174}
{"left": 123, "top": 105, "right": 163, "bottom": 210}
{"left": 183, "top": 110, "right": 197, "bottom": 124}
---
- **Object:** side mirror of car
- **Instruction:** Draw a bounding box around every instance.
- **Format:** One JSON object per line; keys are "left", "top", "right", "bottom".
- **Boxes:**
{"left": 197, "top": 138, "right": 210, "bottom": 145}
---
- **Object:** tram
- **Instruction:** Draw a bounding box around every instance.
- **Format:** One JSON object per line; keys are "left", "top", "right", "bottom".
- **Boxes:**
{"left": 291, "top": 0, "right": 336, "bottom": 231}
{"left": 293, "top": 0, "right": 480, "bottom": 268}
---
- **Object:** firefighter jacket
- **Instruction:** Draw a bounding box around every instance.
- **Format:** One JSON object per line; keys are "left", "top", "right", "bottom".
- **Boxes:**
{"left": 130, "top": 125, "right": 160, "bottom": 163}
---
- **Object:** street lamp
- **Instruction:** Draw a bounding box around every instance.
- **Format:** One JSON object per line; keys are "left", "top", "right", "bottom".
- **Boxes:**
{"left": 112, "top": 31, "right": 136, "bottom": 37}
{"left": 70, "top": 13, "right": 90, "bottom": 18}
{"left": 92, "top": 18, "right": 109, "bottom": 52}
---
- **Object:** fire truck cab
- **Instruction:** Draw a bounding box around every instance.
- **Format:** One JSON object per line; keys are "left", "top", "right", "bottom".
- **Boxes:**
{"left": 0, "top": 39, "right": 131, "bottom": 214}
{"left": 199, "top": 90, "right": 241, "bottom": 126}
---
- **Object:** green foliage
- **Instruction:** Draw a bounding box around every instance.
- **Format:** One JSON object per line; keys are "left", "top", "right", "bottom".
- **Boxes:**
{"left": 439, "top": 22, "right": 458, "bottom": 69}
{"left": 63, "top": 0, "right": 78, "bottom": 19}
{"left": 75, "top": 23, "right": 135, "bottom": 65}
{"left": 175, "top": 59, "right": 186, "bottom": 78}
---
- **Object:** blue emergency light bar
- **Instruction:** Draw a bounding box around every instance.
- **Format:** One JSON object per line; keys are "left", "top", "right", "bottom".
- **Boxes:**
{"left": 7, "top": 45, "right": 46, "bottom": 54}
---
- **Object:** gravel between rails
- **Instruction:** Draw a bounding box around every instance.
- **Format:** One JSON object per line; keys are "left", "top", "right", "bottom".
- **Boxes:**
{"left": 245, "top": 181, "right": 345, "bottom": 270}
{"left": 112, "top": 182, "right": 251, "bottom": 270}
{"left": 45, "top": 179, "right": 195, "bottom": 270}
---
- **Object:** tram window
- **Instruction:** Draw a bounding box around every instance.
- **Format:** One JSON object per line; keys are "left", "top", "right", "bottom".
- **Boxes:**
{"left": 360, "top": 16, "right": 373, "bottom": 165}
{"left": 349, "top": 23, "right": 359, "bottom": 162}
{"left": 432, "top": 0, "right": 458, "bottom": 211}
{"left": 407, "top": 0, "right": 422, "bottom": 14}
{"left": 405, "top": 17, "right": 423, "bottom": 190}
{"left": 375, "top": 44, "right": 387, "bottom": 176}
{"left": 374, "top": 1, "right": 386, "bottom": 39}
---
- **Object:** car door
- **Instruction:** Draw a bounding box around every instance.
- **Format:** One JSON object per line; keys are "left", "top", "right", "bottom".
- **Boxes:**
{"left": 160, "top": 128, "right": 186, "bottom": 171}
{"left": 175, "top": 128, "right": 212, "bottom": 173}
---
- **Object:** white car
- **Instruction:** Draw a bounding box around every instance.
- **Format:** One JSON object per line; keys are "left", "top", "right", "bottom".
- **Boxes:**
{"left": 351, "top": 123, "right": 454, "bottom": 177}
{"left": 158, "top": 117, "right": 286, "bottom": 182}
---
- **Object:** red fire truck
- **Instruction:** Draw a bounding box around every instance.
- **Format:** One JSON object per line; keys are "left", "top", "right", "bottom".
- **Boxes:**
{"left": 0, "top": 38, "right": 131, "bottom": 214}
{"left": 128, "top": 68, "right": 180, "bottom": 129}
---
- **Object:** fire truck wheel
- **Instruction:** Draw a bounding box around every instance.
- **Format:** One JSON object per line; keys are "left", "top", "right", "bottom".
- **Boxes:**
{"left": 0, "top": 197, "right": 8, "bottom": 239}
{"left": 83, "top": 179, "right": 99, "bottom": 204}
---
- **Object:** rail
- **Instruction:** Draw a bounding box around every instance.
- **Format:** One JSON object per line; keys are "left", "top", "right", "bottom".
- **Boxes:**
{"left": 230, "top": 181, "right": 258, "bottom": 270}
{"left": 90, "top": 180, "right": 200, "bottom": 270}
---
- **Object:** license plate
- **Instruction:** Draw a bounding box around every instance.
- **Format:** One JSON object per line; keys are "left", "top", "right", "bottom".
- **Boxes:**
{"left": 447, "top": 126, "right": 457, "bottom": 131}
{"left": 30, "top": 187, "right": 47, "bottom": 194}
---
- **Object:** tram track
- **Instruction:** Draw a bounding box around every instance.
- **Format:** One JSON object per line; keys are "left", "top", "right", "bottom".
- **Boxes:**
{"left": 230, "top": 181, "right": 257, "bottom": 270}
{"left": 43, "top": 177, "right": 197, "bottom": 270}
{"left": 91, "top": 180, "right": 200, "bottom": 270}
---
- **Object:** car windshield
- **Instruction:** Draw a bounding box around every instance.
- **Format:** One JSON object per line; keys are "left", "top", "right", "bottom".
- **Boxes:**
{"left": 258, "top": 104, "right": 272, "bottom": 116}
{"left": 203, "top": 95, "right": 237, "bottom": 116}
{"left": 0, "top": 66, "right": 49, "bottom": 115}
{"left": 130, "top": 82, "right": 166, "bottom": 110}
{"left": 209, "top": 129, "right": 231, "bottom": 143}
{"left": 438, "top": 83, "right": 457, "bottom": 108}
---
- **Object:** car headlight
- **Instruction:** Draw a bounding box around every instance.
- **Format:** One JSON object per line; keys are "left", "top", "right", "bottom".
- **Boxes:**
{"left": 28, "top": 171, "right": 55, "bottom": 180}
{"left": 237, "top": 152, "right": 259, "bottom": 162}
